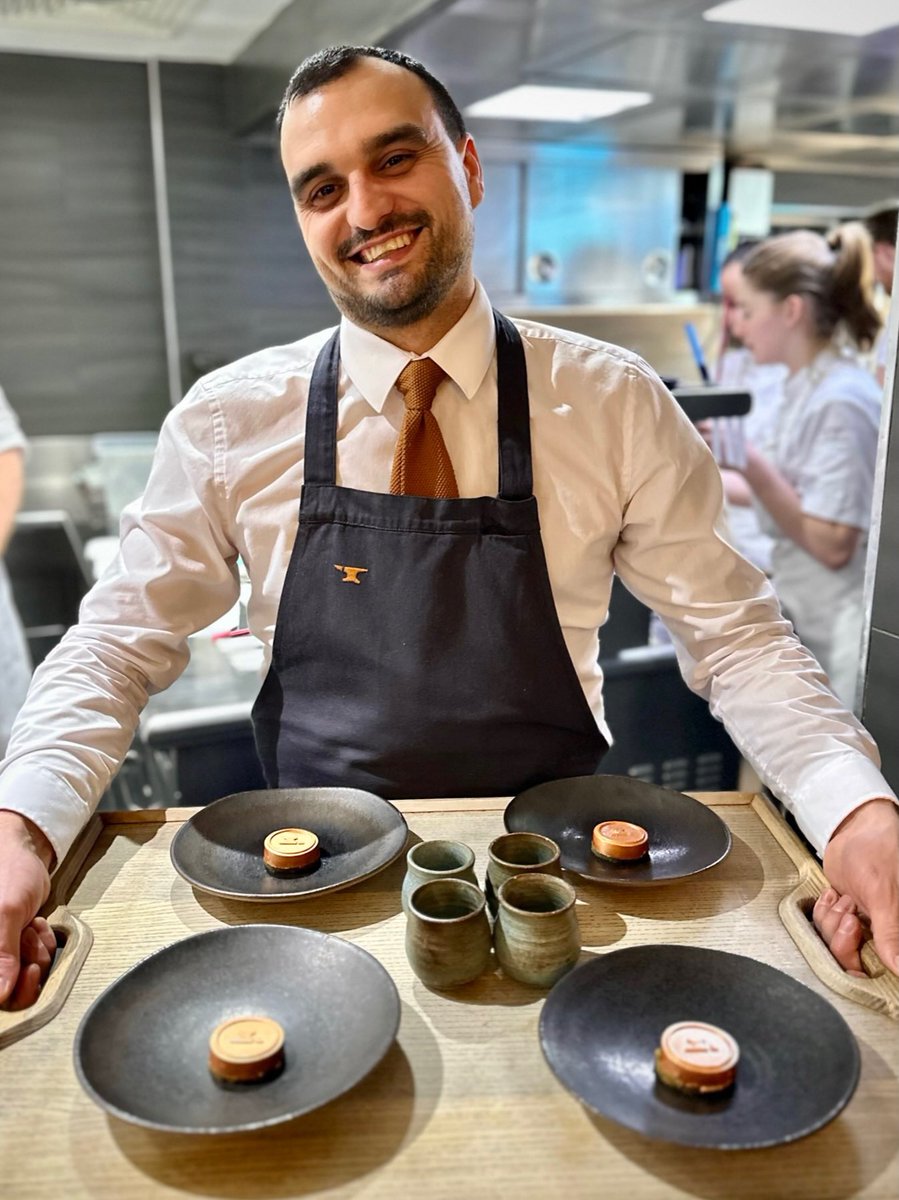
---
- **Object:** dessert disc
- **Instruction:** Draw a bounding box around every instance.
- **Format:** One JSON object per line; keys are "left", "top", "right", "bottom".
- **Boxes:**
{"left": 540, "top": 944, "right": 859, "bottom": 1149}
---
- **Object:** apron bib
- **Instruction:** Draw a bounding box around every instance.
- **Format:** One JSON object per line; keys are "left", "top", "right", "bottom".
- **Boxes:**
{"left": 252, "top": 311, "right": 607, "bottom": 798}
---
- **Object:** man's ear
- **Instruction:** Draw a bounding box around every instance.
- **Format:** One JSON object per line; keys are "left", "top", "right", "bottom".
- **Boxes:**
{"left": 460, "top": 135, "right": 484, "bottom": 210}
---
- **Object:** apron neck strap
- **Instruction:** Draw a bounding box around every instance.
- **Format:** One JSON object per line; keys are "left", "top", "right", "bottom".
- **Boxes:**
{"left": 304, "top": 310, "right": 533, "bottom": 501}
{"left": 304, "top": 328, "right": 341, "bottom": 486}
{"left": 493, "top": 310, "right": 532, "bottom": 502}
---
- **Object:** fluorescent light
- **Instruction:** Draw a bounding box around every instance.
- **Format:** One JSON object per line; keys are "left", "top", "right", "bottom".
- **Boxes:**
{"left": 465, "top": 85, "right": 652, "bottom": 123}
{"left": 703, "top": 0, "right": 897, "bottom": 36}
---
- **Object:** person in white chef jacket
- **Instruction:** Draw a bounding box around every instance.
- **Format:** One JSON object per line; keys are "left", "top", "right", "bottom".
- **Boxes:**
{"left": 0, "top": 385, "right": 31, "bottom": 757}
{"left": 715, "top": 242, "right": 787, "bottom": 574}
{"left": 718, "top": 225, "right": 882, "bottom": 709}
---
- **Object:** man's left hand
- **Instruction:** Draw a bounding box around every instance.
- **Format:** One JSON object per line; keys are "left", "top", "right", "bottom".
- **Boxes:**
{"left": 818, "top": 798, "right": 899, "bottom": 976}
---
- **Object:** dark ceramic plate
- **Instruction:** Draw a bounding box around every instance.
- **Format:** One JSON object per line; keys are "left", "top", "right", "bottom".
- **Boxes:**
{"left": 170, "top": 786, "right": 409, "bottom": 902}
{"left": 74, "top": 924, "right": 401, "bottom": 1134}
{"left": 540, "top": 944, "right": 859, "bottom": 1149}
{"left": 505, "top": 774, "right": 730, "bottom": 885}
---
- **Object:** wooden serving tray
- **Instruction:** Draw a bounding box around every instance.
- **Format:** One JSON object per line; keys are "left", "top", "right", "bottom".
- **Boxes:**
{"left": 1, "top": 792, "right": 897, "bottom": 1200}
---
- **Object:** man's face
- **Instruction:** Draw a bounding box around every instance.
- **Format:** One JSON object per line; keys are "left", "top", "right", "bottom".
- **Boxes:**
{"left": 280, "top": 58, "right": 484, "bottom": 334}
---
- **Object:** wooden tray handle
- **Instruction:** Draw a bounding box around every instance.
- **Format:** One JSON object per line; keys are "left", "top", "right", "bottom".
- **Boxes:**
{"left": 779, "top": 875, "right": 899, "bottom": 1021}
{"left": 0, "top": 905, "right": 94, "bottom": 1049}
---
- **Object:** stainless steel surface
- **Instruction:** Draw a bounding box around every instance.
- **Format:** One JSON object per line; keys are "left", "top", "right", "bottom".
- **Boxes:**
{"left": 4, "top": 0, "right": 890, "bottom": 182}
{"left": 20, "top": 437, "right": 105, "bottom": 534}
{"left": 74, "top": 924, "right": 401, "bottom": 1134}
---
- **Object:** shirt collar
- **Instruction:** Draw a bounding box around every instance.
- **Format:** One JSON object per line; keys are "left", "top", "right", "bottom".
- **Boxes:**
{"left": 338, "top": 280, "right": 496, "bottom": 413}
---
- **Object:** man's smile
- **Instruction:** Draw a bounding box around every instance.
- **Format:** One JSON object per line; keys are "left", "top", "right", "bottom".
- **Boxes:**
{"left": 355, "top": 230, "right": 419, "bottom": 264}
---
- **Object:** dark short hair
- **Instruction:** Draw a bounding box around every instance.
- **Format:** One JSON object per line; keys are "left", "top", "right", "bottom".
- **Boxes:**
{"left": 863, "top": 200, "right": 899, "bottom": 248}
{"left": 277, "top": 45, "right": 466, "bottom": 143}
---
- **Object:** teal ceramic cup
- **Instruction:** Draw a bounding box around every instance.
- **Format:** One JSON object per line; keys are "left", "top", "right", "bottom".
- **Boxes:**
{"left": 485, "top": 831, "right": 562, "bottom": 916}
{"left": 405, "top": 878, "right": 492, "bottom": 989}
{"left": 494, "top": 872, "right": 580, "bottom": 988}
{"left": 401, "top": 839, "right": 478, "bottom": 915}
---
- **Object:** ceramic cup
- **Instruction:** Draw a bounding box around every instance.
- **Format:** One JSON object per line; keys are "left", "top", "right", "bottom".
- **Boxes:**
{"left": 485, "top": 831, "right": 562, "bottom": 916}
{"left": 405, "top": 878, "right": 492, "bottom": 989}
{"left": 494, "top": 872, "right": 580, "bottom": 988}
{"left": 401, "top": 839, "right": 478, "bottom": 915}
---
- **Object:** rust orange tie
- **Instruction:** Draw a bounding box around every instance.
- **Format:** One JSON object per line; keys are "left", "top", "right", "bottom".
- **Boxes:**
{"left": 389, "top": 358, "right": 459, "bottom": 498}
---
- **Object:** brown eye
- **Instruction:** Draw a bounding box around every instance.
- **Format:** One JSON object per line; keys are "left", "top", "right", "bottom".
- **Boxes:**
{"left": 382, "top": 152, "right": 414, "bottom": 170}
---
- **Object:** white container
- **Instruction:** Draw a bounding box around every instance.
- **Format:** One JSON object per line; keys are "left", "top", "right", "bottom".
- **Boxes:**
{"left": 90, "top": 432, "right": 158, "bottom": 533}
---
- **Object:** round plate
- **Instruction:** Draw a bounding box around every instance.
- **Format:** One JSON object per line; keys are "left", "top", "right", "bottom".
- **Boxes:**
{"left": 170, "top": 787, "right": 409, "bottom": 901}
{"left": 540, "top": 944, "right": 860, "bottom": 1149}
{"left": 505, "top": 774, "right": 731, "bottom": 885}
{"left": 74, "top": 925, "right": 401, "bottom": 1134}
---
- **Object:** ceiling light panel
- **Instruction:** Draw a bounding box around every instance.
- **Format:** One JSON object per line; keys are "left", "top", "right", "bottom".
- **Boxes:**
{"left": 465, "top": 85, "right": 653, "bottom": 123}
{"left": 703, "top": 0, "right": 898, "bottom": 38}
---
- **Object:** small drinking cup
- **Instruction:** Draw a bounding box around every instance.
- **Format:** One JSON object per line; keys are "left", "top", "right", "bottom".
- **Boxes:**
{"left": 485, "top": 831, "right": 561, "bottom": 916}
{"left": 405, "top": 878, "right": 492, "bottom": 990}
{"left": 401, "top": 839, "right": 478, "bottom": 914}
{"left": 494, "top": 872, "right": 580, "bottom": 988}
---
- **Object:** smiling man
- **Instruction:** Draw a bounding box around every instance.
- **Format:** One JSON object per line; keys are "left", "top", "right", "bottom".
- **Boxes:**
{"left": 0, "top": 46, "right": 897, "bottom": 1007}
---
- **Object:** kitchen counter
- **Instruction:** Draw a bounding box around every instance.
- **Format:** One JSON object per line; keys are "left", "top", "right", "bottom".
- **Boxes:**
{"left": 2, "top": 792, "right": 897, "bottom": 1199}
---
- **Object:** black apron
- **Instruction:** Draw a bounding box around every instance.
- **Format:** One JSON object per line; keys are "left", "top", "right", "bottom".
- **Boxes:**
{"left": 252, "top": 311, "right": 607, "bottom": 798}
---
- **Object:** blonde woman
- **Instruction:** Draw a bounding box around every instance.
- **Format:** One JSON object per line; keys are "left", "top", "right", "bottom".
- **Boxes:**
{"left": 724, "top": 226, "right": 882, "bottom": 708}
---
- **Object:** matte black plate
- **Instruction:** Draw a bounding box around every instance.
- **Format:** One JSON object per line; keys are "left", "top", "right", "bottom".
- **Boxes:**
{"left": 170, "top": 787, "right": 409, "bottom": 902}
{"left": 505, "top": 774, "right": 731, "bottom": 885}
{"left": 540, "top": 944, "right": 860, "bottom": 1149}
{"left": 74, "top": 925, "right": 401, "bottom": 1134}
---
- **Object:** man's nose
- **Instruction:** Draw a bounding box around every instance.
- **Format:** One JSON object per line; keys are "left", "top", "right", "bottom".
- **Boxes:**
{"left": 345, "top": 174, "right": 394, "bottom": 233}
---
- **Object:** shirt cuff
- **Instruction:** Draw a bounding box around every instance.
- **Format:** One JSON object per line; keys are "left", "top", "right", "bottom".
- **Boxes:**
{"left": 0, "top": 761, "right": 91, "bottom": 870}
{"left": 788, "top": 751, "right": 899, "bottom": 856}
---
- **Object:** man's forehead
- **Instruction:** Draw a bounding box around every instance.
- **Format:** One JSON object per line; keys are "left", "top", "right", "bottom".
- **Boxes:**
{"left": 283, "top": 58, "right": 436, "bottom": 138}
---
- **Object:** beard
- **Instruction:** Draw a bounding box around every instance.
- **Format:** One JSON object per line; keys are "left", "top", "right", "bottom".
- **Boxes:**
{"left": 324, "top": 209, "right": 473, "bottom": 330}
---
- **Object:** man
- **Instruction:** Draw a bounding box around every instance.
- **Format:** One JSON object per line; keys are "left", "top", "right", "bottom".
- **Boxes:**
{"left": 863, "top": 198, "right": 898, "bottom": 388}
{"left": 1, "top": 46, "right": 897, "bottom": 1009}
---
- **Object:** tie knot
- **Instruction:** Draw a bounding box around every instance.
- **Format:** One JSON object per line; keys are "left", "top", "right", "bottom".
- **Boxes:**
{"left": 397, "top": 358, "right": 446, "bottom": 413}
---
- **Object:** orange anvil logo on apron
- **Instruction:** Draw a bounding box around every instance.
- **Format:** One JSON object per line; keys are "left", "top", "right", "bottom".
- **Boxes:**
{"left": 334, "top": 564, "right": 369, "bottom": 584}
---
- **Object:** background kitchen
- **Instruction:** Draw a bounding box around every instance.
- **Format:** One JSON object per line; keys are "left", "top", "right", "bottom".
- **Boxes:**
{"left": 1, "top": 0, "right": 898, "bottom": 810}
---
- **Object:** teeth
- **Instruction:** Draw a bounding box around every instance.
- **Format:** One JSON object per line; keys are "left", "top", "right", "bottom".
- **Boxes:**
{"left": 360, "top": 232, "right": 414, "bottom": 263}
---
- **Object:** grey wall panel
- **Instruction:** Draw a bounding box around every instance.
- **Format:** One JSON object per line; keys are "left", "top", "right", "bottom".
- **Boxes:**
{"left": 160, "top": 64, "right": 334, "bottom": 390}
{"left": 0, "top": 54, "right": 169, "bottom": 436}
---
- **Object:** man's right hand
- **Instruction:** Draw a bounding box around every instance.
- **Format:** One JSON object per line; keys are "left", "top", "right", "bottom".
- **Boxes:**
{"left": 0, "top": 810, "right": 56, "bottom": 1009}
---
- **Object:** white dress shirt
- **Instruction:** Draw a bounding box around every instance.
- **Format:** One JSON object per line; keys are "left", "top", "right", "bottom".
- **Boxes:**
{"left": 1, "top": 283, "right": 894, "bottom": 862}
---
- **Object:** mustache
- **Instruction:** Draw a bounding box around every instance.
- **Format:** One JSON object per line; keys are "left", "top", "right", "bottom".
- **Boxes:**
{"left": 338, "top": 211, "right": 431, "bottom": 260}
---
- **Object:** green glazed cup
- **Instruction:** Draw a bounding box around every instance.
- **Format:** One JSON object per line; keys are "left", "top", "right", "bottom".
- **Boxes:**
{"left": 401, "top": 839, "right": 478, "bottom": 915}
{"left": 485, "top": 831, "right": 561, "bottom": 916}
{"left": 494, "top": 872, "right": 580, "bottom": 988}
{"left": 405, "top": 878, "right": 492, "bottom": 990}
